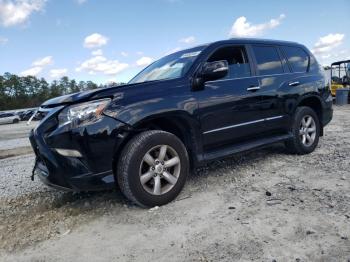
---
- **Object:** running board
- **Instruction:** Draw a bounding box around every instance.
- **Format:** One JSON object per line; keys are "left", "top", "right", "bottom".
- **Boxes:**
{"left": 203, "top": 133, "right": 293, "bottom": 162}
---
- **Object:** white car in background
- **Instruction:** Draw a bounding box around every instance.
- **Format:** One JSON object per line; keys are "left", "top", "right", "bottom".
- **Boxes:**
{"left": 0, "top": 112, "right": 20, "bottom": 124}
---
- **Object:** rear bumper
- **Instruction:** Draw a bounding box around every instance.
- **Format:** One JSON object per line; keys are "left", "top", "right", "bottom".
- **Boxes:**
{"left": 322, "top": 107, "right": 333, "bottom": 127}
{"left": 322, "top": 94, "right": 333, "bottom": 127}
{"left": 29, "top": 107, "right": 128, "bottom": 191}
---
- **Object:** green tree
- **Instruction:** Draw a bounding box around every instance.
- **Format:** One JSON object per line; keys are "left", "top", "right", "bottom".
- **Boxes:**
{"left": 0, "top": 72, "right": 124, "bottom": 110}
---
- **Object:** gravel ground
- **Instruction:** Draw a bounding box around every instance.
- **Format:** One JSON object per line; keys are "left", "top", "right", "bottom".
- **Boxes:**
{"left": 0, "top": 106, "right": 349, "bottom": 261}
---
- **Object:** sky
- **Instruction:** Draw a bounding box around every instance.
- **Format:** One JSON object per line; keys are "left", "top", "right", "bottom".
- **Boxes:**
{"left": 0, "top": 0, "right": 349, "bottom": 84}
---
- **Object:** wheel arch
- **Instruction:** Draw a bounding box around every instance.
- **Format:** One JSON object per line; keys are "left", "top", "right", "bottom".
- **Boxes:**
{"left": 296, "top": 95, "right": 324, "bottom": 136}
{"left": 112, "top": 112, "right": 201, "bottom": 176}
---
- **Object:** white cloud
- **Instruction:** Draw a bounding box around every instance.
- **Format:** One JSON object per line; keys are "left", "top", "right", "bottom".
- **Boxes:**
{"left": 91, "top": 49, "right": 103, "bottom": 56}
{"left": 32, "top": 56, "right": 53, "bottom": 67}
{"left": 318, "top": 49, "right": 349, "bottom": 62}
{"left": 179, "top": 36, "right": 196, "bottom": 44}
{"left": 84, "top": 33, "right": 108, "bottom": 48}
{"left": 75, "top": 0, "right": 87, "bottom": 4}
{"left": 321, "top": 54, "right": 331, "bottom": 59}
{"left": 76, "top": 55, "right": 129, "bottom": 75}
{"left": 136, "top": 56, "right": 154, "bottom": 67}
{"left": 19, "top": 55, "right": 53, "bottom": 77}
{"left": 50, "top": 68, "right": 68, "bottom": 78}
{"left": 20, "top": 66, "right": 42, "bottom": 76}
{"left": 121, "top": 51, "right": 128, "bottom": 57}
{"left": 0, "top": 36, "right": 8, "bottom": 44}
{"left": 0, "top": 0, "right": 46, "bottom": 27}
{"left": 229, "top": 14, "right": 285, "bottom": 37}
{"left": 136, "top": 51, "right": 144, "bottom": 55}
{"left": 311, "top": 33, "right": 345, "bottom": 55}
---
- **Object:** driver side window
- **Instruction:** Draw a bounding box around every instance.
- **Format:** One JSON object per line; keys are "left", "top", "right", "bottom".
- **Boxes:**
{"left": 207, "top": 46, "right": 251, "bottom": 79}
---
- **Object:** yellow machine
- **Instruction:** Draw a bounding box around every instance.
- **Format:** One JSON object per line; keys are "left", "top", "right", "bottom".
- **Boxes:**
{"left": 330, "top": 60, "right": 350, "bottom": 96}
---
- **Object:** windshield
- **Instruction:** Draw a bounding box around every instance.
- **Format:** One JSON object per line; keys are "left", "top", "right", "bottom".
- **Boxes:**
{"left": 129, "top": 46, "right": 205, "bottom": 84}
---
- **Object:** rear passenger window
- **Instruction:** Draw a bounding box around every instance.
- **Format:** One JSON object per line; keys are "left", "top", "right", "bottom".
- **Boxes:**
{"left": 252, "top": 45, "right": 284, "bottom": 75}
{"left": 207, "top": 46, "right": 251, "bottom": 79}
{"left": 282, "top": 46, "right": 309, "bottom": 72}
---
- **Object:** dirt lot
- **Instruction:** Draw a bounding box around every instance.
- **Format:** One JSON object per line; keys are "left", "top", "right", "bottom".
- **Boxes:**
{"left": 0, "top": 106, "right": 349, "bottom": 261}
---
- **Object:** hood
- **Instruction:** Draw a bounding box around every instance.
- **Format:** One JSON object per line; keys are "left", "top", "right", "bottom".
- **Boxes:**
{"left": 40, "top": 89, "right": 99, "bottom": 108}
{"left": 40, "top": 79, "right": 184, "bottom": 108}
{"left": 40, "top": 85, "right": 127, "bottom": 108}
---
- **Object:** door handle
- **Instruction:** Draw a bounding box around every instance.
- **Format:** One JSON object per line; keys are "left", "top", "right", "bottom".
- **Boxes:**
{"left": 247, "top": 86, "right": 260, "bottom": 91}
{"left": 288, "top": 81, "right": 300, "bottom": 86}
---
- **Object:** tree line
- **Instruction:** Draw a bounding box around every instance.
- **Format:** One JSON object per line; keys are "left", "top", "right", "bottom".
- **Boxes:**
{"left": 0, "top": 72, "right": 124, "bottom": 110}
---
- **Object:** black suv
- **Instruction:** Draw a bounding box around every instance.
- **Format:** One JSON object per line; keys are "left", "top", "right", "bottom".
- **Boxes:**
{"left": 30, "top": 38, "right": 333, "bottom": 207}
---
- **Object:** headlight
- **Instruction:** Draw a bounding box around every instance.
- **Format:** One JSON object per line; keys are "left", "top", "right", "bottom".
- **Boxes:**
{"left": 58, "top": 98, "right": 111, "bottom": 128}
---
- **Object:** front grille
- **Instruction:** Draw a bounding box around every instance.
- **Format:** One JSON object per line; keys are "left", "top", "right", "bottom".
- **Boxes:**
{"left": 36, "top": 107, "right": 53, "bottom": 121}
{"left": 28, "top": 106, "right": 60, "bottom": 156}
{"left": 27, "top": 107, "right": 51, "bottom": 125}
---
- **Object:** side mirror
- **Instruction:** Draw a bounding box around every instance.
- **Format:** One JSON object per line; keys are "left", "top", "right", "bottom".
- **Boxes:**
{"left": 192, "top": 60, "right": 229, "bottom": 91}
{"left": 201, "top": 60, "right": 229, "bottom": 81}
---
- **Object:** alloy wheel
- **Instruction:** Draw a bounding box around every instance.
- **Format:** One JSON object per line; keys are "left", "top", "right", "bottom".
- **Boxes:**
{"left": 299, "top": 115, "right": 316, "bottom": 147}
{"left": 139, "top": 145, "right": 181, "bottom": 195}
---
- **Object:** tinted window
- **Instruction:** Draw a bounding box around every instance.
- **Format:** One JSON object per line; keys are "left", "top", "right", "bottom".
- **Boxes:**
{"left": 207, "top": 46, "right": 251, "bottom": 79}
{"left": 283, "top": 46, "right": 309, "bottom": 72}
{"left": 252, "top": 45, "right": 284, "bottom": 75}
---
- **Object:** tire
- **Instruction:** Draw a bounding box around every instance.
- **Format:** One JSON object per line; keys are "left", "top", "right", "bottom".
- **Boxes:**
{"left": 285, "top": 106, "right": 320, "bottom": 154}
{"left": 13, "top": 118, "right": 19, "bottom": 124}
{"left": 117, "top": 130, "right": 189, "bottom": 207}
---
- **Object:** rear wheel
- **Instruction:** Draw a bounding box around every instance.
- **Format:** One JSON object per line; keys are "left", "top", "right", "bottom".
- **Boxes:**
{"left": 117, "top": 130, "right": 189, "bottom": 207}
{"left": 285, "top": 106, "right": 320, "bottom": 154}
{"left": 13, "top": 118, "right": 19, "bottom": 124}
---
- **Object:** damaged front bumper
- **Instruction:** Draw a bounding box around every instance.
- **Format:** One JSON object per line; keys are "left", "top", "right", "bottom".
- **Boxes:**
{"left": 29, "top": 106, "right": 128, "bottom": 191}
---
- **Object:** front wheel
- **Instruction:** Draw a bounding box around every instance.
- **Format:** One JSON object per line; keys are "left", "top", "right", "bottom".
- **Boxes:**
{"left": 117, "top": 130, "right": 189, "bottom": 207}
{"left": 285, "top": 106, "right": 320, "bottom": 154}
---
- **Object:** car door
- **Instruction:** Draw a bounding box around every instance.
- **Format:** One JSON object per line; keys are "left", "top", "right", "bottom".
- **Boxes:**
{"left": 0, "top": 113, "right": 10, "bottom": 124}
{"left": 5, "top": 113, "right": 13, "bottom": 124}
{"left": 196, "top": 45, "right": 265, "bottom": 151}
{"left": 249, "top": 44, "right": 290, "bottom": 133}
